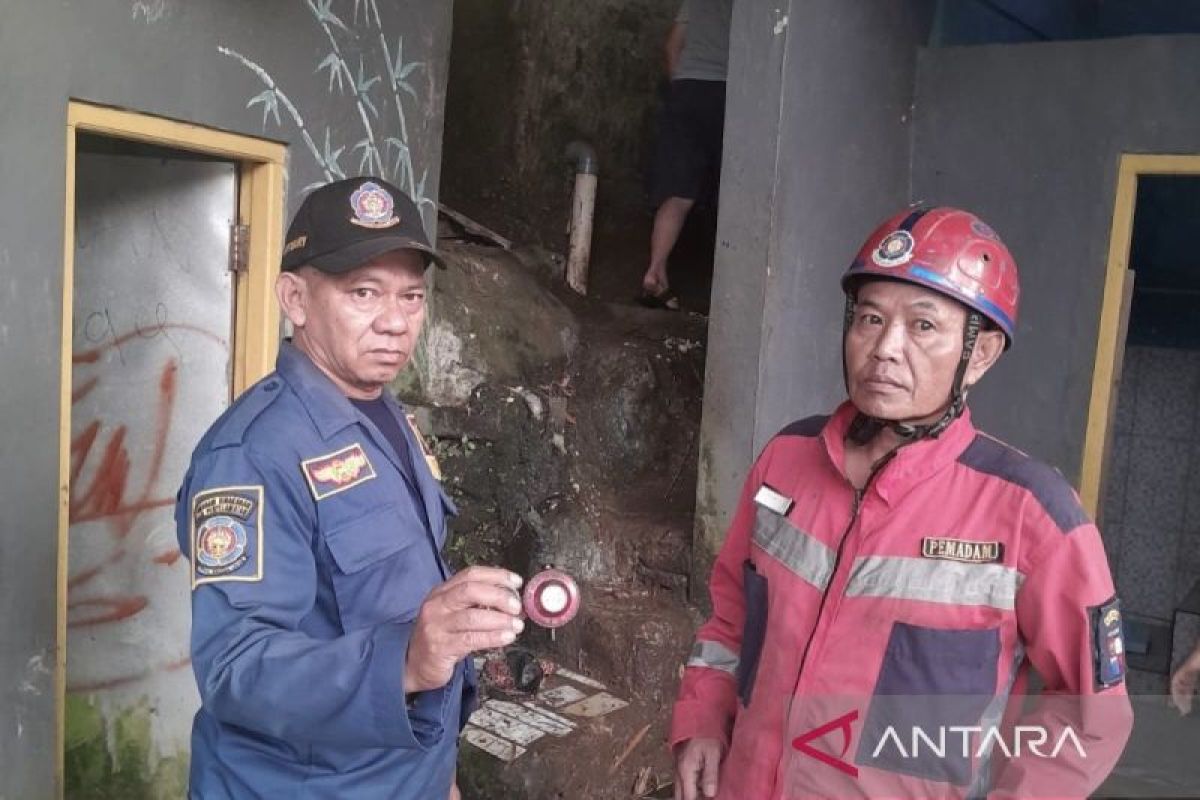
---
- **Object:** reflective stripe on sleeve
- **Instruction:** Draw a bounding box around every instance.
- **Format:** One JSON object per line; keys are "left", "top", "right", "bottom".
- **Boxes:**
{"left": 687, "top": 640, "right": 740, "bottom": 674}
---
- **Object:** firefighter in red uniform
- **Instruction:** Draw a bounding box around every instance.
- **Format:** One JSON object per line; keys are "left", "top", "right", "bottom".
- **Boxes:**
{"left": 672, "top": 207, "right": 1133, "bottom": 799}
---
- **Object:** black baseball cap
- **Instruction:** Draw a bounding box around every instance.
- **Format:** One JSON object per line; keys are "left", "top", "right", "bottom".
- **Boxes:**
{"left": 281, "top": 177, "right": 446, "bottom": 273}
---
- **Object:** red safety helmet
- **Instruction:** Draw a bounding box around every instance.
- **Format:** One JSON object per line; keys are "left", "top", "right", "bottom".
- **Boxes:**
{"left": 842, "top": 206, "right": 1020, "bottom": 347}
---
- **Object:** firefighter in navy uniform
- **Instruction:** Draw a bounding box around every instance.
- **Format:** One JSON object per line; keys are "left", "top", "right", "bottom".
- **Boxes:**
{"left": 176, "top": 178, "right": 523, "bottom": 799}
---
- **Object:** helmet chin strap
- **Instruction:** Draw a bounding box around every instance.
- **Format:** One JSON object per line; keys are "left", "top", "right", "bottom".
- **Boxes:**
{"left": 843, "top": 293, "right": 981, "bottom": 447}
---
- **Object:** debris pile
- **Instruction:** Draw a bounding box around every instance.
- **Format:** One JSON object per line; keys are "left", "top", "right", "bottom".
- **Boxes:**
{"left": 396, "top": 239, "right": 707, "bottom": 798}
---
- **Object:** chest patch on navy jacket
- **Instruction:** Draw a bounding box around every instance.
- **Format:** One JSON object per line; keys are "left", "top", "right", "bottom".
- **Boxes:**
{"left": 302, "top": 443, "right": 377, "bottom": 500}
{"left": 191, "top": 485, "right": 264, "bottom": 588}
{"left": 921, "top": 537, "right": 1003, "bottom": 564}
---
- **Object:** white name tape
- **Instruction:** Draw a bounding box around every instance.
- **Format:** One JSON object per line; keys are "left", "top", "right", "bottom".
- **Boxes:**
{"left": 754, "top": 485, "right": 793, "bottom": 516}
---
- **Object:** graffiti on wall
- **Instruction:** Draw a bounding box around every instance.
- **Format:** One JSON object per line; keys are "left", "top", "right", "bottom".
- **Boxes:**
{"left": 220, "top": 0, "right": 432, "bottom": 209}
{"left": 68, "top": 310, "right": 225, "bottom": 689}
{"left": 68, "top": 159, "right": 237, "bottom": 770}
{"left": 68, "top": 304, "right": 229, "bottom": 745}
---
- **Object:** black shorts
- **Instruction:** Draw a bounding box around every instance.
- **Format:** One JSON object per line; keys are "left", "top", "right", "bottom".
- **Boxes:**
{"left": 650, "top": 79, "right": 727, "bottom": 207}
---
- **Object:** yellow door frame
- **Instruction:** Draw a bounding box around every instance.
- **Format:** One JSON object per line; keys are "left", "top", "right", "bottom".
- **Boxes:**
{"left": 1080, "top": 153, "right": 1200, "bottom": 517}
{"left": 57, "top": 100, "right": 287, "bottom": 794}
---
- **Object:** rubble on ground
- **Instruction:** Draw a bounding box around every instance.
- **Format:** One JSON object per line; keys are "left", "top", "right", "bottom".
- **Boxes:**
{"left": 394, "top": 238, "right": 707, "bottom": 798}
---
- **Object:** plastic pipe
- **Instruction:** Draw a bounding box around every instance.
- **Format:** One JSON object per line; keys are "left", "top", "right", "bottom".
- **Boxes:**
{"left": 564, "top": 141, "right": 598, "bottom": 295}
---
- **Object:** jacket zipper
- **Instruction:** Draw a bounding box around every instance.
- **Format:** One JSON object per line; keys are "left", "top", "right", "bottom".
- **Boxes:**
{"left": 794, "top": 449, "right": 899, "bottom": 682}
{"left": 776, "top": 450, "right": 899, "bottom": 796}
{"left": 790, "top": 485, "right": 863, "bottom": 695}
{"left": 772, "top": 484, "right": 863, "bottom": 799}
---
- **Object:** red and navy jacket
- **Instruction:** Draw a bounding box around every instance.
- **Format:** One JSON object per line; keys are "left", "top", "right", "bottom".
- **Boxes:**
{"left": 671, "top": 402, "right": 1132, "bottom": 799}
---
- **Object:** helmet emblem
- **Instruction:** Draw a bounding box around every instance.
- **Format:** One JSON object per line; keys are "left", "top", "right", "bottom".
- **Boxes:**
{"left": 970, "top": 219, "right": 999, "bottom": 240}
{"left": 872, "top": 230, "right": 915, "bottom": 268}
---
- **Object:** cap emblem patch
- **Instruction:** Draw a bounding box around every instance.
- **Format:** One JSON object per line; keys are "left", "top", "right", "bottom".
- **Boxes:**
{"left": 872, "top": 230, "right": 915, "bottom": 268}
{"left": 349, "top": 181, "right": 401, "bottom": 229}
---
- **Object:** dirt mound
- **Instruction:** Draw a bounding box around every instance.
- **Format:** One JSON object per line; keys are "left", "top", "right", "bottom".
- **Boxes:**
{"left": 397, "top": 240, "right": 708, "bottom": 798}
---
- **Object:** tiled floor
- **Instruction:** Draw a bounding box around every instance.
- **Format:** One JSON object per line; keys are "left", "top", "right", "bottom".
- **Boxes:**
{"left": 1098, "top": 692, "right": 1200, "bottom": 798}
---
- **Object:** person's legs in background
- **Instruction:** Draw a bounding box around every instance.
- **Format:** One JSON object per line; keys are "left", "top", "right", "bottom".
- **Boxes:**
{"left": 640, "top": 79, "right": 724, "bottom": 309}
{"left": 642, "top": 196, "right": 694, "bottom": 302}
{"left": 641, "top": 80, "right": 700, "bottom": 308}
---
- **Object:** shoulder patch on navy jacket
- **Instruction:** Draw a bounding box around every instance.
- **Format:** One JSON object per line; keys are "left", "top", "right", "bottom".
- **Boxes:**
{"left": 778, "top": 415, "right": 829, "bottom": 438}
{"left": 209, "top": 375, "right": 286, "bottom": 450}
{"left": 191, "top": 485, "right": 264, "bottom": 588}
{"left": 957, "top": 434, "right": 1090, "bottom": 534}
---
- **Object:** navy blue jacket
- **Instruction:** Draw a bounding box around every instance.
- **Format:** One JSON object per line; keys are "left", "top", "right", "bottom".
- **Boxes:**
{"left": 175, "top": 342, "right": 475, "bottom": 799}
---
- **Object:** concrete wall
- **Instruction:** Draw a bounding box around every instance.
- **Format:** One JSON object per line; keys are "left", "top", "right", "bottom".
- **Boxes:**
{"left": 0, "top": 2, "right": 451, "bottom": 796}
{"left": 911, "top": 34, "right": 1200, "bottom": 482}
{"left": 693, "top": 0, "right": 936, "bottom": 593}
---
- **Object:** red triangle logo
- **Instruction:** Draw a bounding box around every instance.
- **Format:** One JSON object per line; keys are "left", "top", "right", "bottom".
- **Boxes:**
{"left": 791, "top": 709, "right": 860, "bottom": 778}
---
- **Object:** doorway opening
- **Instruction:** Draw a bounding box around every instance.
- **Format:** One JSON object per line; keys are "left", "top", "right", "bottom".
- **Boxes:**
{"left": 57, "top": 102, "right": 285, "bottom": 796}
{"left": 1085, "top": 155, "right": 1200, "bottom": 695}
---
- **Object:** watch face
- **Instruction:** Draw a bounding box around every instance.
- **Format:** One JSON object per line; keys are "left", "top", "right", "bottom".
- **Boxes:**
{"left": 537, "top": 583, "right": 570, "bottom": 614}
{"left": 523, "top": 568, "right": 581, "bottom": 628}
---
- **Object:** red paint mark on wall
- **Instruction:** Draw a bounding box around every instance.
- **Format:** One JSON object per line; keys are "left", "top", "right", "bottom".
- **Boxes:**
{"left": 69, "top": 595, "right": 150, "bottom": 628}
{"left": 153, "top": 549, "right": 182, "bottom": 566}
{"left": 68, "top": 357, "right": 176, "bottom": 606}
{"left": 72, "top": 376, "right": 99, "bottom": 404}
{"left": 69, "top": 671, "right": 152, "bottom": 694}
{"left": 67, "top": 317, "right": 225, "bottom": 694}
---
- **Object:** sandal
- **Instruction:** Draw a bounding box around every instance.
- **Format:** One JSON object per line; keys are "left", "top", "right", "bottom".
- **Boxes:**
{"left": 637, "top": 288, "right": 681, "bottom": 311}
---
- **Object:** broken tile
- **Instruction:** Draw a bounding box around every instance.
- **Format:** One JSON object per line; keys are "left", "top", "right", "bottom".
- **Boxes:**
{"left": 486, "top": 699, "right": 575, "bottom": 736}
{"left": 462, "top": 725, "right": 527, "bottom": 762}
{"left": 561, "top": 691, "right": 629, "bottom": 718}
{"left": 522, "top": 701, "right": 576, "bottom": 728}
{"left": 468, "top": 707, "right": 547, "bottom": 746}
{"left": 554, "top": 667, "right": 607, "bottom": 690}
{"left": 538, "top": 684, "right": 588, "bottom": 708}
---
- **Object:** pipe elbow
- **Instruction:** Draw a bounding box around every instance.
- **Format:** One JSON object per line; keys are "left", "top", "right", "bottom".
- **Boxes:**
{"left": 565, "top": 140, "right": 598, "bottom": 175}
